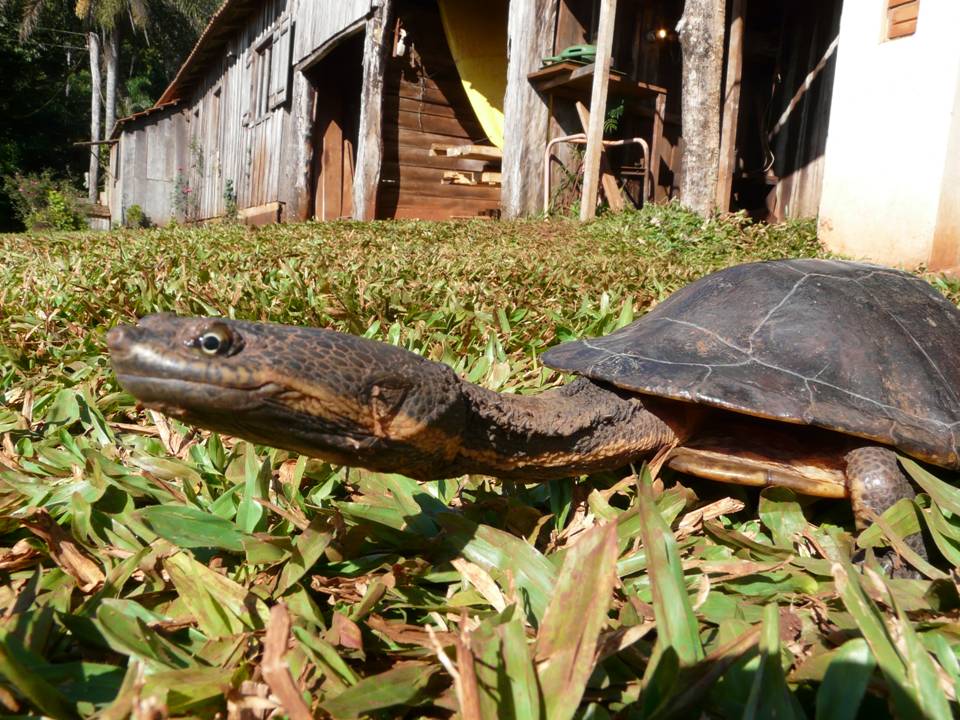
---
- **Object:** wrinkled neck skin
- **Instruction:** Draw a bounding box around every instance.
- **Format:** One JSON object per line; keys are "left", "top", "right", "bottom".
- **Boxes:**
{"left": 107, "top": 315, "right": 677, "bottom": 482}
{"left": 446, "top": 376, "right": 677, "bottom": 480}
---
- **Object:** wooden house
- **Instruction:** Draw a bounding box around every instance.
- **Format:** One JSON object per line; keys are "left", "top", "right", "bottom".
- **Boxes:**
{"left": 107, "top": 0, "right": 960, "bottom": 270}
{"left": 818, "top": 0, "right": 960, "bottom": 272}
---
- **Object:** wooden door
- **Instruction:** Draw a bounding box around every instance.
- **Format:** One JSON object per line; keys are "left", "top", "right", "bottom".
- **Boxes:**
{"left": 308, "top": 35, "right": 363, "bottom": 221}
{"left": 313, "top": 92, "right": 355, "bottom": 220}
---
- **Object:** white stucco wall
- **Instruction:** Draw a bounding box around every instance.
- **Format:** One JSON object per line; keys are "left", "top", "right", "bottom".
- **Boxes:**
{"left": 817, "top": 0, "right": 960, "bottom": 269}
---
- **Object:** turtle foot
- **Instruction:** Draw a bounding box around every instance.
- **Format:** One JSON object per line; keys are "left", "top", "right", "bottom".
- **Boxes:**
{"left": 846, "top": 446, "right": 928, "bottom": 578}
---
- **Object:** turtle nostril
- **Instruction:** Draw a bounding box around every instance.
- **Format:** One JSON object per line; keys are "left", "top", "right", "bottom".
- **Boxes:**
{"left": 107, "top": 324, "right": 142, "bottom": 355}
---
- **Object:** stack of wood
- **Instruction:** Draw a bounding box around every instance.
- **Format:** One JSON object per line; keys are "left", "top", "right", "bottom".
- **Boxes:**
{"left": 432, "top": 143, "right": 502, "bottom": 187}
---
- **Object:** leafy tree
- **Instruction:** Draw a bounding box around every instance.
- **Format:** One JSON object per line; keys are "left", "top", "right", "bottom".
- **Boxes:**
{"left": 1, "top": 0, "right": 216, "bottom": 218}
{"left": 0, "top": 2, "right": 89, "bottom": 229}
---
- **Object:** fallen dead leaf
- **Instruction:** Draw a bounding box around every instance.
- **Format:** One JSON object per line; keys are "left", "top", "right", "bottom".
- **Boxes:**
{"left": 368, "top": 614, "right": 455, "bottom": 648}
{"left": 451, "top": 558, "right": 506, "bottom": 612}
{"left": 330, "top": 610, "right": 364, "bottom": 651}
{"left": 455, "top": 622, "right": 482, "bottom": 720}
{"left": 21, "top": 508, "right": 105, "bottom": 591}
{"left": 261, "top": 603, "right": 314, "bottom": 720}
{"left": 595, "top": 621, "right": 656, "bottom": 662}
{"left": 676, "top": 497, "right": 746, "bottom": 539}
{"left": 0, "top": 538, "right": 41, "bottom": 572}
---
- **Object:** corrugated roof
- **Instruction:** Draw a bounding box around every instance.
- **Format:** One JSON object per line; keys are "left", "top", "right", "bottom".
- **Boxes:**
{"left": 111, "top": 100, "right": 180, "bottom": 138}
{"left": 156, "top": 0, "right": 261, "bottom": 106}
{"left": 111, "top": 0, "right": 260, "bottom": 137}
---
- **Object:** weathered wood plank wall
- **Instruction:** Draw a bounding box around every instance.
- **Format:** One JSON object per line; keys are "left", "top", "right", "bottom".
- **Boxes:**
{"left": 112, "top": 0, "right": 373, "bottom": 225}
{"left": 375, "top": 0, "right": 500, "bottom": 220}
{"left": 767, "top": 0, "right": 841, "bottom": 220}
{"left": 353, "top": 0, "right": 392, "bottom": 221}
{"left": 501, "top": 0, "right": 557, "bottom": 218}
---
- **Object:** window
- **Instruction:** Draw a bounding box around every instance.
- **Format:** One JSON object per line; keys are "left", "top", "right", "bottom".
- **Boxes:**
{"left": 887, "top": 0, "right": 919, "bottom": 40}
{"left": 244, "top": 15, "right": 294, "bottom": 125}
{"left": 254, "top": 36, "right": 274, "bottom": 119}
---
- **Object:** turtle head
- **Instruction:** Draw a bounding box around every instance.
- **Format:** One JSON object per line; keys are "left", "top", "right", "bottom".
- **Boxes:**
{"left": 107, "top": 314, "right": 467, "bottom": 477}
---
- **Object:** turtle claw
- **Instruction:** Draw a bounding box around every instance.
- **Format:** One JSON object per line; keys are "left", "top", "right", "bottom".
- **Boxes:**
{"left": 851, "top": 545, "right": 924, "bottom": 580}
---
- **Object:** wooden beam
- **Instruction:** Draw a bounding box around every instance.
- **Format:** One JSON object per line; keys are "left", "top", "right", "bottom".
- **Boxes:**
{"left": 649, "top": 91, "right": 666, "bottom": 202}
{"left": 716, "top": 0, "right": 746, "bottom": 212}
{"left": 579, "top": 0, "right": 618, "bottom": 221}
{"left": 575, "top": 102, "right": 624, "bottom": 212}
{"left": 443, "top": 171, "right": 478, "bottom": 185}
{"left": 353, "top": 0, "right": 394, "bottom": 221}
{"left": 429, "top": 143, "right": 503, "bottom": 161}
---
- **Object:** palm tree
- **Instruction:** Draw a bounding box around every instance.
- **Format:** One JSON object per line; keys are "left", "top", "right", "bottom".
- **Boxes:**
{"left": 4, "top": 0, "right": 216, "bottom": 204}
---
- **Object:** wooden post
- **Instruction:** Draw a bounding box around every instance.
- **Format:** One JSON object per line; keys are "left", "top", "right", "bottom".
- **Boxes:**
{"left": 501, "top": 0, "right": 558, "bottom": 218}
{"left": 353, "top": 0, "right": 394, "bottom": 221}
{"left": 579, "top": 0, "right": 617, "bottom": 221}
{"left": 575, "top": 101, "right": 624, "bottom": 212}
{"left": 716, "top": 0, "right": 746, "bottom": 212}
{"left": 293, "top": 73, "right": 317, "bottom": 221}
{"left": 649, "top": 91, "right": 666, "bottom": 202}
{"left": 677, "top": 0, "right": 726, "bottom": 216}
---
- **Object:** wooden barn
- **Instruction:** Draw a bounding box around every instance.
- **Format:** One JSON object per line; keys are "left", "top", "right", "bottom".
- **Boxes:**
{"left": 107, "top": 0, "right": 523, "bottom": 225}
{"left": 106, "top": 0, "right": 960, "bottom": 270}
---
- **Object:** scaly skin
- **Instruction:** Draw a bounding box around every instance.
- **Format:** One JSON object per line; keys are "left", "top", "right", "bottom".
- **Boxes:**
{"left": 108, "top": 313, "right": 927, "bottom": 569}
{"left": 107, "top": 314, "right": 674, "bottom": 481}
{"left": 846, "top": 447, "right": 916, "bottom": 523}
{"left": 846, "top": 446, "right": 927, "bottom": 574}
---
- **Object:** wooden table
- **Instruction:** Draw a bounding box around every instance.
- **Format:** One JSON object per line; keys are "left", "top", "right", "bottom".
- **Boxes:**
{"left": 528, "top": 61, "right": 668, "bottom": 202}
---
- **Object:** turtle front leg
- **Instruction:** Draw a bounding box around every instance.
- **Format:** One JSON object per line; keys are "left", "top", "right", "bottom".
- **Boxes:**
{"left": 845, "top": 446, "right": 926, "bottom": 575}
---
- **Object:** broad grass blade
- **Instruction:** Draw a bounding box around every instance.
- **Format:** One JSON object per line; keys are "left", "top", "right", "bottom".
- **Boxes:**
{"left": 890, "top": 592, "right": 953, "bottom": 720}
{"left": 95, "top": 600, "right": 195, "bottom": 670}
{"left": 438, "top": 513, "right": 555, "bottom": 623}
{"left": 637, "top": 475, "right": 703, "bottom": 666}
{"left": 140, "top": 666, "right": 244, "bottom": 714}
{"left": 855, "top": 497, "right": 921, "bottom": 549}
{"left": 138, "top": 504, "right": 246, "bottom": 551}
{"left": 815, "top": 639, "right": 875, "bottom": 720}
{"left": 535, "top": 522, "right": 618, "bottom": 720}
{"left": 743, "top": 603, "right": 804, "bottom": 720}
{"left": 320, "top": 663, "right": 438, "bottom": 719}
{"left": 276, "top": 515, "right": 334, "bottom": 593}
{"left": 235, "top": 443, "right": 269, "bottom": 533}
{"left": 0, "top": 630, "right": 79, "bottom": 720}
{"left": 164, "top": 551, "right": 267, "bottom": 636}
{"left": 500, "top": 607, "right": 542, "bottom": 720}
{"left": 901, "top": 457, "right": 960, "bottom": 519}
{"left": 833, "top": 559, "right": 941, "bottom": 718}
{"left": 758, "top": 488, "right": 807, "bottom": 548}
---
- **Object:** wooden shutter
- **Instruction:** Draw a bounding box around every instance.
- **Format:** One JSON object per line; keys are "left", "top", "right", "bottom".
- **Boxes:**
{"left": 887, "top": 0, "right": 919, "bottom": 40}
{"left": 242, "top": 48, "right": 254, "bottom": 125}
{"left": 269, "top": 15, "right": 294, "bottom": 109}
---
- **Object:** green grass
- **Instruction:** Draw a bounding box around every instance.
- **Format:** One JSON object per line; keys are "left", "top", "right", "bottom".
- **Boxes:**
{"left": 1, "top": 204, "right": 959, "bottom": 718}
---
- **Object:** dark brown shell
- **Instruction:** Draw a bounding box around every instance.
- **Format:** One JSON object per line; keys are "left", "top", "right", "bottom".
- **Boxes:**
{"left": 542, "top": 259, "right": 960, "bottom": 469}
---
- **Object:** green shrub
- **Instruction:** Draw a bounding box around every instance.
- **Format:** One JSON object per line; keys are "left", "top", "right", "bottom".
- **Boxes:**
{"left": 124, "top": 203, "right": 148, "bottom": 228}
{"left": 41, "top": 189, "right": 86, "bottom": 230}
{"left": 223, "top": 179, "right": 238, "bottom": 221}
{"left": 2, "top": 171, "right": 86, "bottom": 231}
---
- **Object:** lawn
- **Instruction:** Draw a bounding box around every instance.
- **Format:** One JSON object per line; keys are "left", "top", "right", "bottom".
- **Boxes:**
{"left": 2, "top": 204, "right": 960, "bottom": 718}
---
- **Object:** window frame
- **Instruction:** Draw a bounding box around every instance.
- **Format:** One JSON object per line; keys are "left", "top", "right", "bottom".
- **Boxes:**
{"left": 885, "top": 0, "right": 920, "bottom": 41}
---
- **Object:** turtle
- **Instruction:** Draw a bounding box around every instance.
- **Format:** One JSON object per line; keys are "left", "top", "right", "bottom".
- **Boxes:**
{"left": 107, "top": 258, "right": 960, "bottom": 563}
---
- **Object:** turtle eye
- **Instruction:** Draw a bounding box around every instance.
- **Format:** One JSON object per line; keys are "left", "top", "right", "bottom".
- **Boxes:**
{"left": 192, "top": 323, "right": 236, "bottom": 356}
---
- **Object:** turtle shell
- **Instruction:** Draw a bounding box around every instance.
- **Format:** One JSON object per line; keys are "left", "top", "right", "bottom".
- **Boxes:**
{"left": 542, "top": 259, "right": 960, "bottom": 469}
